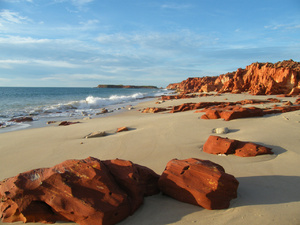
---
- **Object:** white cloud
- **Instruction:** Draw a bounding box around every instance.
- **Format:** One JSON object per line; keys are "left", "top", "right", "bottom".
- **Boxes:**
{"left": 0, "top": 59, "right": 80, "bottom": 69}
{"left": 41, "top": 73, "right": 114, "bottom": 81}
{"left": 161, "top": 4, "right": 191, "bottom": 10}
{"left": 32, "top": 60, "right": 80, "bottom": 68}
{"left": 0, "top": 36, "right": 50, "bottom": 44}
{"left": 264, "top": 23, "right": 300, "bottom": 30}
{"left": 0, "top": 10, "right": 31, "bottom": 24}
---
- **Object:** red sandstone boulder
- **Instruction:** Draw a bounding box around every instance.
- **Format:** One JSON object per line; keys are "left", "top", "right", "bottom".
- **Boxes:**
{"left": 203, "top": 135, "right": 273, "bottom": 157}
{"left": 234, "top": 141, "right": 273, "bottom": 157}
{"left": 158, "top": 158, "right": 239, "bottom": 210}
{"left": 0, "top": 157, "right": 160, "bottom": 225}
{"left": 203, "top": 135, "right": 236, "bottom": 155}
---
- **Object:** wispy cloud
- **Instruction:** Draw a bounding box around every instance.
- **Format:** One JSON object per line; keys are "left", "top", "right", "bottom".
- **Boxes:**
{"left": 0, "top": 10, "right": 31, "bottom": 24}
{"left": 0, "top": 58, "right": 80, "bottom": 69}
{"left": 264, "top": 23, "right": 300, "bottom": 30}
{"left": 0, "top": 36, "right": 50, "bottom": 44}
{"left": 160, "top": 3, "right": 191, "bottom": 10}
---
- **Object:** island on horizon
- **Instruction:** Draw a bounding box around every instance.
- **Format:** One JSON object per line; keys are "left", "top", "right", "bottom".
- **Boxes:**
{"left": 96, "top": 84, "right": 158, "bottom": 89}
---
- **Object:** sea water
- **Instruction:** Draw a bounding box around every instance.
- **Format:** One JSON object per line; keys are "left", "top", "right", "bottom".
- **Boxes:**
{"left": 0, "top": 87, "right": 171, "bottom": 133}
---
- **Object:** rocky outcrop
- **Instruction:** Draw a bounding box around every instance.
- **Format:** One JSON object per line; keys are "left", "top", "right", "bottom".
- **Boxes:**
{"left": 203, "top": 136, "right": 273, "bottom": 157}
{"left": 158, "top": 158, "right": 239, "bottom": 209}
{"left": 0, "top": 157, "right": 160, "bottom": 225}
{"left": 167, "top": 60, "right": 300, "bottom": 95}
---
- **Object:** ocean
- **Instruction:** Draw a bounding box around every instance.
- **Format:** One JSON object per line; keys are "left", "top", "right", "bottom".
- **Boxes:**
{"left": 0, "top": 87, "right": 171, "bottom": 133}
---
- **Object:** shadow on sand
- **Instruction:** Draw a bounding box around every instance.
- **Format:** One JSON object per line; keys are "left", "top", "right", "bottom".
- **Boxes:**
{"left": 233, "top": 175, "right": 300, "bottom": 207}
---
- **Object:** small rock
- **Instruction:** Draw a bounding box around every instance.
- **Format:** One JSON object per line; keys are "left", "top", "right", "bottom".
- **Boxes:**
{"left": 117, "top": 127, "right": 129, "bottom": 132}
{"left": 85, "top": 131, "right": 106, "bottom": 139}
{"left": 212, "top": 127, "right": 229, "bottom": 134}
{"left": 83, "top": 117, "right": 92, "bottom": 120}
{"left": 101, "top": 108, "right": 108, "bottom": 113}
{"left": 46, "top": 121, "right": 56, "bottom": 124}
{"left": 58, "top": 121, "right": 80, "bottom": 126}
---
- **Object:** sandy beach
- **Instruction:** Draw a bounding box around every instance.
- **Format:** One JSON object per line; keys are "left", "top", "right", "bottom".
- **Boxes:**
{"left": 0, "top": 93, "right": 299, "bottom": 225}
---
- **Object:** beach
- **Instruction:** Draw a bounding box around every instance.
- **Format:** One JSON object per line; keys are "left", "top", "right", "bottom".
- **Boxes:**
{"left": 0, "top": 93, "right": 299, "bottom": 225}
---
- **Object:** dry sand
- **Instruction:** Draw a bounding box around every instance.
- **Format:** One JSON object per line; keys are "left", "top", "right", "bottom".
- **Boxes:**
{"left": 0, "top": 93, "right": 299, "bottom": 225}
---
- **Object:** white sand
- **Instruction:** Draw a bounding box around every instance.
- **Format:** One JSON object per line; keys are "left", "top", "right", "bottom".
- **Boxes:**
{"left": 0, "top": 93, "right": 299, "bottom": 225}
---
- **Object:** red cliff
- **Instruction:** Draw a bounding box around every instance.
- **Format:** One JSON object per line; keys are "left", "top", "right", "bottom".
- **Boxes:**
{"left": 167, "top": 60, "right": 300, "bottom": 95}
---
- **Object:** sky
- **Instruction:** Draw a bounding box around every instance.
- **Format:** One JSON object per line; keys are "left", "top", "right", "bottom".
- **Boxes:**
{"left": 0, "top": 0, "right": 300, "bottom": 87}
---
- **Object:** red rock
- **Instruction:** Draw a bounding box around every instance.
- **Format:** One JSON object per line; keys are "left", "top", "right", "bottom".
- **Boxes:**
{"left": 234, "top": 142, "right": 273, "bottom": 157}
{"left": 160, "top": 94, "right": 196, "bottom": 100}
{"left": 158, "top": 158, "right": 239, "bottom": 210}
{"left": 58, "top": 121, "right": 80, "bottom": 126}
{"left": 283, "top": 101, "right": 293, "bottom": 106}
{"left": 141, "top": 107, "right": 167, "bottom": 113}
{"left": 295, "top": 98, "right": 300, "bottom": 104}
{"left": 9, "top": 117, "right": 33, "bottom": 123}
{"left": 203, "top": 135, "right": 273, "bottom": 157}
{"left": 0, "top": 157, "right": 160, "bottom": 225}
{"left": 167, "top": 60, "right": 300, "bottom": 95}
{"left": 203, "top": 135, "right": 236, "bottom": 155}
{"left": 116, "top": 127, "right": 129, "bottom": 132}
{"left": 103, "top": 159, "right": 160, "bottom": 213}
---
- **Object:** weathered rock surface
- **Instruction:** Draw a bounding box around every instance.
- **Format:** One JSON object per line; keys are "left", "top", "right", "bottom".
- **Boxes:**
{"left": 200, "top": 105, "right": 265, "bottom": 121}
{"left": 203, "top": 135, "right": 273, "bottom": 157}
{"left": 0, "top": 157, "right": 160, "bottom": 225}
{"left": 9, "top": 117, "right": 33, "bottom": 123}
{"left": 167, "top": 60, "right": 300, "bottom": 95}
{"left": 158, "top": 158, "right": 239, "bottom": 210}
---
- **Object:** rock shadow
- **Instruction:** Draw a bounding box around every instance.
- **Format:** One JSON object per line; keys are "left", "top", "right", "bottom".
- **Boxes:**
{"left": 254, "top": 143, "right": 287, "bottom": 156}
{"left": 119, "top": 193, "right": 201, "bottom": 225}
{"left": 234, "top": 175, "right": 300, "bottom": 207}
{"left": 228, "top": 128, "right": 240, "bottom": 133}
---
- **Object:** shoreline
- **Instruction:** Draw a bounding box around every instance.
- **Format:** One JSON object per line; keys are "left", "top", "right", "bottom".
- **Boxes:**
{"left": 0, "top": 92, "right": 300, "bottom": 224}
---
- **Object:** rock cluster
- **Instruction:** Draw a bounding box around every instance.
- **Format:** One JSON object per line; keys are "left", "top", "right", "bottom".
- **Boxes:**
{"left": 158, "top": 158, "right": 239, "bottom": 209}
{"left": 167, "top": 60, "right": 300, "bottom": 96}
{"left": 0, "top": 157, "right": 160, "bottom": 225}
{"left": 143, "top": 97, "right": 300, "bottom": 121}
{"left": 203, "top": 135, "right": 273, "bottom": 157}
{"left": 0, "top": 157, "right": 241, "bottom": 224}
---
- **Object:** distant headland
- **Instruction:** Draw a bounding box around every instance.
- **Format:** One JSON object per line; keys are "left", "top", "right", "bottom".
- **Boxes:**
{"left": 96, "top": 84, "right": 158, "bottom": 89}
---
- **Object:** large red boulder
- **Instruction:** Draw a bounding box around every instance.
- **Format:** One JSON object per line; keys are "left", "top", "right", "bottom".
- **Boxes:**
{"left": 203, "top": 135, "right": 273, "bottom": 157}
{"left": 203, "top": 135, "right": 236, "bottom": 155}
{"left": 0, "top": 157, "right": 160, "bottom": 225}
{"left": 158, "top": 158, "right": 239, "bottom": 210}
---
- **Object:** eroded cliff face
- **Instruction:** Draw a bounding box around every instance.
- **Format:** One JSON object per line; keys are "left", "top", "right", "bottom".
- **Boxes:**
{"left": 167, "top": 60, "right": 300, "bottom": 95}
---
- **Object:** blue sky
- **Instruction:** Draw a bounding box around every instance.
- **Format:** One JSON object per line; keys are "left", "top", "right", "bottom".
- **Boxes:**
{"left": 0, "top": 0, "right": 300, "bottom": 87}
